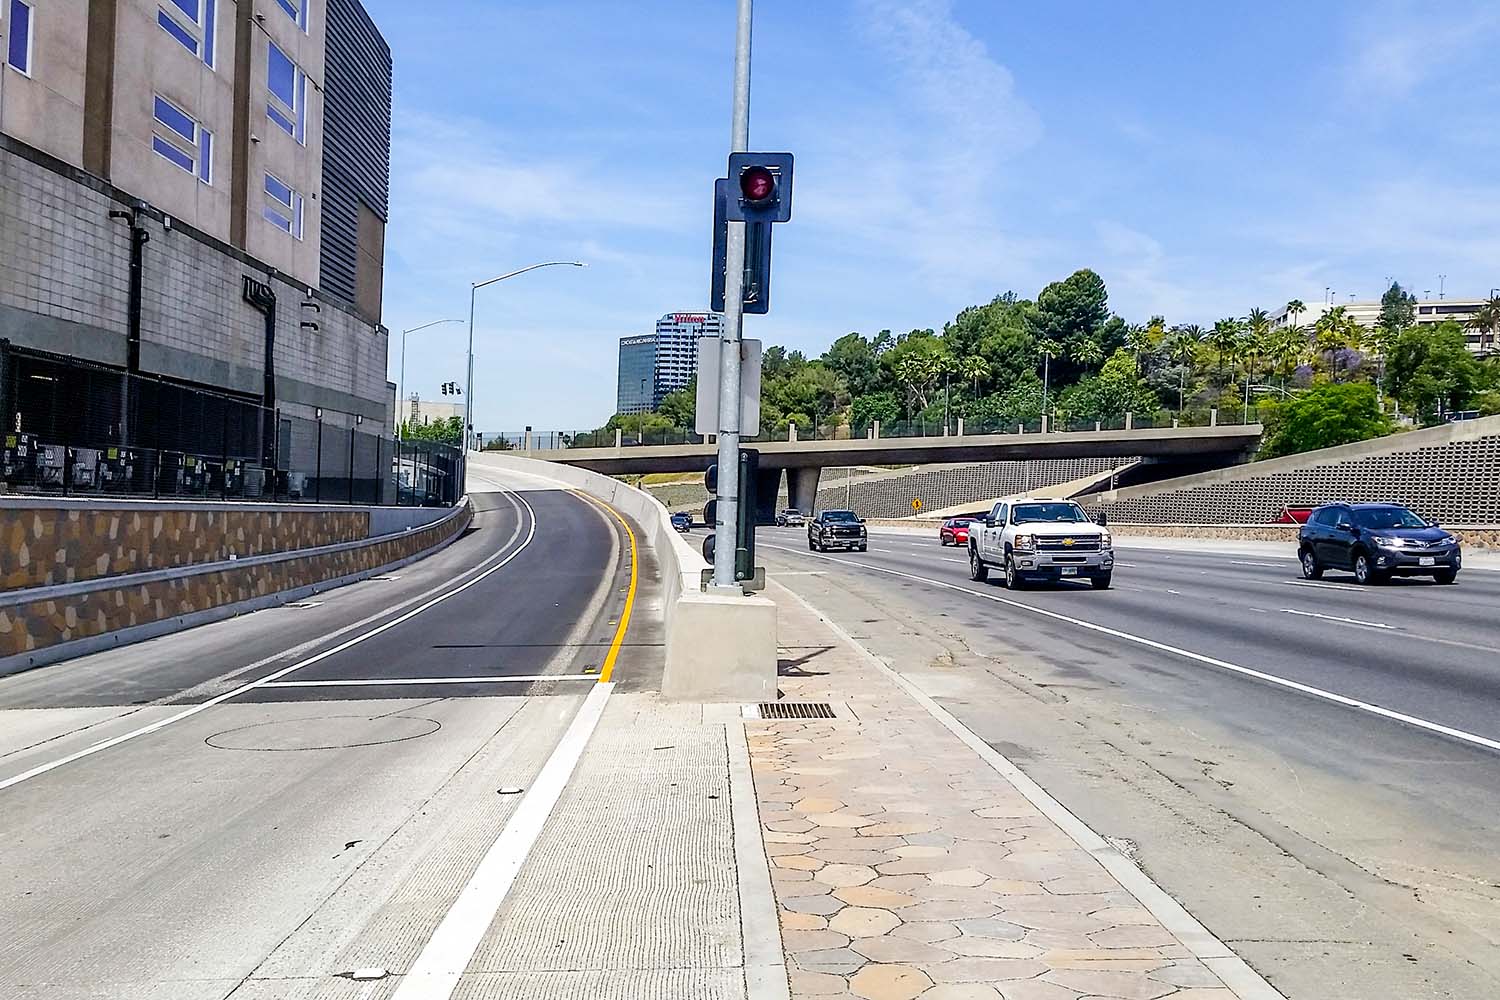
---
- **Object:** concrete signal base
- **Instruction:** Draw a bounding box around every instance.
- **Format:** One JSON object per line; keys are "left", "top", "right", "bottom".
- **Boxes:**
{"left": 664, "top": 589, "right": 778, "bottom": 702}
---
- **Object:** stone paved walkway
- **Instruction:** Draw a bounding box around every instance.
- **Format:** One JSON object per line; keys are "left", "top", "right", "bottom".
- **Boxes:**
{"left": 747, "top": 583, "right": 1271, "bottom": 1000}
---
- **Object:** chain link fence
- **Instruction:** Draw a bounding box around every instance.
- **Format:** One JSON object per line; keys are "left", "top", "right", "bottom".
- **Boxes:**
{"left": 0, "top": 341, "right": 463, "bottom": 506}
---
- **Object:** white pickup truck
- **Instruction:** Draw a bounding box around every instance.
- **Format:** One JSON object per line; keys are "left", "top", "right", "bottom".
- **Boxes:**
{"left": 967, "top": 499, "right": 1114, "bottom": 589}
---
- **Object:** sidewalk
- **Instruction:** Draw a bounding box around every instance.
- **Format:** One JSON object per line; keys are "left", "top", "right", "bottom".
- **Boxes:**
{"left": 748, "top": 582, "right": 1284, "bottom": 1000}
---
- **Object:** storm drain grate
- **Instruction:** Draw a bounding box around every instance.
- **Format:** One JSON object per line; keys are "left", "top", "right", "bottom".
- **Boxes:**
{"left": 757, "top": 702, "right": 836, "bottom": 720}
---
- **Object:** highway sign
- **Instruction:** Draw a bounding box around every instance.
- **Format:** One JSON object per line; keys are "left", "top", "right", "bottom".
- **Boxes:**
{"left": 912, "top": 498, "right": 923, "bottom": 512}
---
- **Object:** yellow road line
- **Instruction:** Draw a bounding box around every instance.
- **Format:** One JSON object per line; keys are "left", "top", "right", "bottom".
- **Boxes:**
{"left": 571, "top": 491, "right": 638, "bottom": 684}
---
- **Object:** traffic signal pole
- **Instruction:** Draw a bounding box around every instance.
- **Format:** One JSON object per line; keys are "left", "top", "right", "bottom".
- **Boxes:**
{"left": 712, "top": 0, "right": 753, "bottom": 591}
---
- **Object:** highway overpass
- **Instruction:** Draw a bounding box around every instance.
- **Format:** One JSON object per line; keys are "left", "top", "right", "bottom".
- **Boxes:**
{"left": 516, "top": 422, "right": 1264, "bottom": 516}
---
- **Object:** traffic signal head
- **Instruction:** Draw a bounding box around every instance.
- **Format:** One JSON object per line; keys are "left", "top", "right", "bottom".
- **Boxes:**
{"left": 725, "top": 152, "right": 793, "bottom": 224}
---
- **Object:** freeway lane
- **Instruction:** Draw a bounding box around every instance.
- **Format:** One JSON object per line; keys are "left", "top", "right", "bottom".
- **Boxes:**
{"left": 0, "top": 475, "right": 649, "bottom": 1000}
{"left": 756, "top": 526, "right": 1500, "bottom": 1000}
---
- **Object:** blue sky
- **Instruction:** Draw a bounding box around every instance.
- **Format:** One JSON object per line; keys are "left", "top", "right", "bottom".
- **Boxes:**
{"left": 366, "top": 0, "right": 1500, "bottom": 433}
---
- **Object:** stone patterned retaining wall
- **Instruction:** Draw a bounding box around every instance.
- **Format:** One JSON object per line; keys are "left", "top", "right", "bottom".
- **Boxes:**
{"left": 0, "top": 503, "right": 469, "bottom": 662}
{"left": 0, "top": 506, "right": 370, "bottom": 592}
{"left": 1112, "top": 522, "right": 1500, "bottom": 550}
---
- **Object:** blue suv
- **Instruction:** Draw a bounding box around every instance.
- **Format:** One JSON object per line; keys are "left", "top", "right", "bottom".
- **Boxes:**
{"left": 1298, "top": 503, "right": 1460, "bottom": 585}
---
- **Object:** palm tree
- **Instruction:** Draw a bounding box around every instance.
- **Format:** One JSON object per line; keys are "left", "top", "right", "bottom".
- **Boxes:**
{"left": 1125, "top": 323, "right": 1151, "bottom": 364}
{"left": 1268, "top": 325, "right": 1306, "bottom": 391}
{"left": 1208, "top": 318, "right": 1242, "bottom": 382}
{"left": 1466, "top": 295, "right": 1500, "bottom": 355}
{"left": 1285, "top": 299, "right": 1305, "bottom": 329}
{"left": 1166, "top": 325, "right": 1203, "bottom": 413}
{"left": 1315, "top": 306, "right": 1358, "bottom": 379}
{"left": 1071, "top": 338, "right": 1105, "bottom": 369}
{"left": 959, "top": 354, "right": 991, "bottom": 397}
{"left": 1037, "top": 338, "right": 1062, "bottom": 418}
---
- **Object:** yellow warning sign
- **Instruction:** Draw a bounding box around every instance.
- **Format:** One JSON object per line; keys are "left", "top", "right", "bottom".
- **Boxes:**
{"left": 911, "top": 498, "right": 923, "bottom": 512}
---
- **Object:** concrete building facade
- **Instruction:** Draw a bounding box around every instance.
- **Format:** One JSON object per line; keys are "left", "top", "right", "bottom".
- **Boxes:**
{"left": 1269, "top": 298, "right": 1495, "bottom": 355}
{"left": 0, "top": 0, "right": 392, "bottom": 435}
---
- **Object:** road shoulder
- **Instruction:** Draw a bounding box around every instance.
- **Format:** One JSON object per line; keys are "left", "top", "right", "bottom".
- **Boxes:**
{"left": 752, "top": 578, "right": 1285, "bottom": 999}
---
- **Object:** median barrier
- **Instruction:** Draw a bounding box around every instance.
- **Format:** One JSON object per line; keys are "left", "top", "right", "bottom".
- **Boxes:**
{"left": 470, "top": 452, "right": 777, "bottom": 702}
{"left": 0, "top": 497, "right": 472, "bottom": 675}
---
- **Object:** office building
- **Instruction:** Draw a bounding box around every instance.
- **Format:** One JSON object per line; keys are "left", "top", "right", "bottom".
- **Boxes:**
{"left": 616, "top": 334, "right": 656, "bottom": 414}
{"left": 0, "top": 0, "right": 394, "bottom": 437}
{"left": 614, "top": 312, "right": 723, "bottom": 414}
{"left": 1269, "top": 298, "right": 1494, "bottom": 355}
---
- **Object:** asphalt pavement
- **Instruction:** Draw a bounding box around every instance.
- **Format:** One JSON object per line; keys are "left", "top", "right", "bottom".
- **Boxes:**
{"left": 0, "top": 472, "right": 648, "bottom": 999}
{"left": 754, "top": 525, "right": 1500, "bottom": 1000}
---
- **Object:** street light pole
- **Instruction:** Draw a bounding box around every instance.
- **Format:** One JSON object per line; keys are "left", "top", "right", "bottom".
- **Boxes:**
{"left": 465, "top": 261, "right": 586, "bottom": 451}
{"left": 711, "top": 0, "right": 753, "bottom": 591}
{"left": 398, "top": 319, "right": 462, "bottom": 440}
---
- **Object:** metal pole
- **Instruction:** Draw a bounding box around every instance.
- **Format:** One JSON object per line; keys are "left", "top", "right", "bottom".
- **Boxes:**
{"left": 348, "top": 424, "right": 356, "bottom": 503}
{"left": 314, "top": 414, "right": 323, "bottom": 503}
{"left": 398, "top": 327, "right": 408, "bottom": 440}
{"left": 465, "top": 284, "right": 477, "bottom": 452}
{"left": 712, "top": 0, "right": 753, "bottom": 591}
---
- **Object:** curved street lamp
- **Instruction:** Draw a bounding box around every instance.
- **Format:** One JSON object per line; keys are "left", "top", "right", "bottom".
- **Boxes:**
{"left": 466, "top": 261, "right": 587, "bottom": 450}
{"left": 397, "top": 318, "right": 463, "bottom": 439}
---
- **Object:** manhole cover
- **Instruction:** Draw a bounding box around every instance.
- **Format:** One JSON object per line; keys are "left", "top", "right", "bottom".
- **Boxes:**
{"left": 756, "top": 702, "right": 836, "bottom": 720}
{"left": 206, "top": 715, "right": 440, "bottom": 751}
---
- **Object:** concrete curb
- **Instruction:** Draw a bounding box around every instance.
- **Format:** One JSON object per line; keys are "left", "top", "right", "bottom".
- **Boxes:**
{"left": 772, "top": 580, "right": 1289, "bottom": 1000}
{"left": 727, "top": 723, "right": 790, "bottom": 1000}
{"left": 0, "top": 502, "right": 472, "bottom": 678}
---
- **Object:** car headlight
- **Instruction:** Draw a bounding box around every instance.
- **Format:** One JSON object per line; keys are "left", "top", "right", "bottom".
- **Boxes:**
{"left": 1370, "top": 535, "right": 1399, "bottom": 548}
{"left": 1013, "top": 533, "right": 1035, "bottom": 551}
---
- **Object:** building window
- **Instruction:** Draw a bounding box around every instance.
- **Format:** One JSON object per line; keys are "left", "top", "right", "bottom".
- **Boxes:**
{"left": 266, "top": 40, "right": 307, "bottom": 143}
{"left": 263, "top": 172, "right": 304, "bottom": 239}
{"left": 152, "top": 95, "right": 212, "bottom": 183}
{"left": 275, "top": 0, "right": 309, "bottom": 31}
{"left": 5, "top": 0, "right": 33, "bottom": 76}
{"left": 157, "top": 0, "right": 216, "bottom": 69}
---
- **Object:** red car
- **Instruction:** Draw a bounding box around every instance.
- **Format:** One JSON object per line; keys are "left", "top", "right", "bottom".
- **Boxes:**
{"left": 939, "top": 518, "right": 973, "bottom": 546}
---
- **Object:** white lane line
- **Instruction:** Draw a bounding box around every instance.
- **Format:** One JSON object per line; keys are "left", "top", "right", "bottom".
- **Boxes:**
{"left": 259, "top": 675, "right": 596, "bottom": 687}
{"left": 763, "top": 543, "right": 1500, "bottom": 755}
{"left": 1230, "top": 560, "right": 1284, "bottom": 568}
{"left": 1166, "top": 589, "right": 1181, "bottom": 596}
{"left": 390, "top": 681, "right": 614, "bottom": 1000}
{"left": 1284, "top": 580, "right": 1365, "bottom": 593}
{"left": 1281, "top": 609, "right": 1395, "bottom": 630}
{"left": 0, "top": 491, "right": 540, "bottom": 794}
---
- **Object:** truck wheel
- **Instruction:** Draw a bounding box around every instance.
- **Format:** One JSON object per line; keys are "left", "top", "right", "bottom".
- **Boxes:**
{"left": 1433, "top": 568, "right": 1458, "bottom": 585}
{"left": 1091, "top": 571, "right": 1113, "bottom": 590}
{"left": 969, "top": 547, "right": 989, "bottom": 582}
{"left": 808, "top": 537, "right": 816, "bottom": 551}
{"left": 1004, "top": 553, "right": 1025, "bottom": 590}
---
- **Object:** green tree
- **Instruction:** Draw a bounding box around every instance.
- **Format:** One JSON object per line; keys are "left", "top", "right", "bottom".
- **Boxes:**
{"left": 1267, "top": 324, "right": 1307, "bottom": 390}
{"left": 1165, "top": 325, "right": 1203, "bottom": 412}
{"left": 1466, "top": 295, "right": 1500, "bottom": 355}
{"left": 657, "top": 379, "right": 696, "bottom": 428}
{"left": 1259, "top": 382, "right": 1391, "bottom": 458}
{"left": 1386, "top": 322, "right": 1483, "bottom": 420}
{"left": 821, "top": 332, "right": 883, "bottom": 397}
{"left": 1029, "top": 269, "right": 1110, "bottom": 384}
{"left": 400, "top": 415, "right": 463, "bottom": 446}
{"left": 850, "top": 391, "right": 899, "bottom": 428}
{"left": 1284, "top": 299, "right": 1306, "bottom": 329}
{"left": 1378, "top": 281, "right": 1417, "bottom": 335}
{"left": 958, "top": 354, "right": 991, "bottom": 396}
{"left": 1056, "top": 349, "right": 1159, "bottom": 422}
{"left": 1036, "top": 337, "right": 1062, "bottom": 415}
{"left": 1207, "top": 318, "right": 1242, "bottom": 382}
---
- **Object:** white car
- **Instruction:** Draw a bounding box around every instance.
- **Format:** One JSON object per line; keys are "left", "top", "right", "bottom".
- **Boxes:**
{"left": 777, "top": 508, "right": 806, "bottom": 527}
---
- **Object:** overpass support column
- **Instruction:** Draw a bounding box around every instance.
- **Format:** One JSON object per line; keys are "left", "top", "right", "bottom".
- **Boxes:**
{"left": 754, "top": 467, "right": 782, "bottom": 525}
{"left": 788, "top": 466, "right": 821, "bottom": 514}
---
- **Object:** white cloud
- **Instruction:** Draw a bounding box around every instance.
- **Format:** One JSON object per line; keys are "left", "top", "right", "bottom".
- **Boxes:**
{"left": 1343, "top": 5, "right": 1500, "bottom": 99}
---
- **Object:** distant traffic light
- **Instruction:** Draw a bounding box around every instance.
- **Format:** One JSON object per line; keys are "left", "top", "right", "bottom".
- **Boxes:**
{"left": 725, "top": 152, "right": 793, "bottom": 224}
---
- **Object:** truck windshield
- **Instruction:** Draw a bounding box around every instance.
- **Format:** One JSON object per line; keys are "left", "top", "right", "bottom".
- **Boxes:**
{"left": 822, "top": 511, "right": 858, "bottom": 523}
{"left": 1012, "top": 503, "right": 1087, "bottom": 524}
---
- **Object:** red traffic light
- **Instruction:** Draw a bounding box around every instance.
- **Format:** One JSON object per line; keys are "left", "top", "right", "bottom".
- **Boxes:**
{"left": 739, "top": 165, "right": 776, "bottom": 203}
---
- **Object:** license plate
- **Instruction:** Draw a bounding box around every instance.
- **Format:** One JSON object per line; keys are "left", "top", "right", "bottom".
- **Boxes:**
{"left": 1060, "top": 567, "right": 1078, "bottom": 576}
{"left": 1419, "top": 557, "right": 1435, "bottom": 566}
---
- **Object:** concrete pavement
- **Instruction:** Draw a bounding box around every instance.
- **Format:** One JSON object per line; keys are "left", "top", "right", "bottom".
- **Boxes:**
{"left": 756, "top": 526, "right": 1500, "bottom": 999}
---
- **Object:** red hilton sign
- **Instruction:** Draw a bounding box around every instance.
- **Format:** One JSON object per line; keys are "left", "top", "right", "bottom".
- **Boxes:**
{"left": 671, "top": 314, "right": 708, "bottom": 324}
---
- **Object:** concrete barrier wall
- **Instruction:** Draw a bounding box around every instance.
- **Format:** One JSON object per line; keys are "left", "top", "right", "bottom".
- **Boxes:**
{"left": 470, "top": 453, "right": 777, "bottom": 702}
{"left": 0, "top": 501, "right": 472, "bottom": 675}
